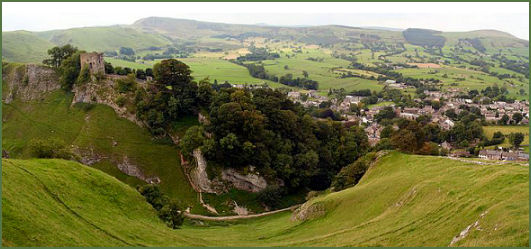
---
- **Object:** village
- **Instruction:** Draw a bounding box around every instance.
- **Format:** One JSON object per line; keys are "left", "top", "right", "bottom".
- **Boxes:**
{"left": 286, "top": 82, "right": 530, "bottom": 162}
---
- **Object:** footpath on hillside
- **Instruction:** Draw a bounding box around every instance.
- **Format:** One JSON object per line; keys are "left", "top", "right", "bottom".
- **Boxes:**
{"left": 184, "top": 205, "right": 301, "bottom": 221}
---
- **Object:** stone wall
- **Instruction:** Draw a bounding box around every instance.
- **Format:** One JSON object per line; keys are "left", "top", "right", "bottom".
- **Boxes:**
{"left": 80, "top": 52, "right": 105, "bottom": 74}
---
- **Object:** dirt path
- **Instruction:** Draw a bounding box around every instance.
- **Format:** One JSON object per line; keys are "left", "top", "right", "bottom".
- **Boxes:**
{"left": 184, "top": 205, "right": 301, "bottom": 221}
{"left": 446, "top": 156, "right": 528, "bottom": 166}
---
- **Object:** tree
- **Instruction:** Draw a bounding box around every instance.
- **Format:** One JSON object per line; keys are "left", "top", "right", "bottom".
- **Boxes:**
{"left": 180, "top": 126, "right": 205, "bottom": 157}
{"left": 136, "top": 69, "right": 146, "bottom": 80}
{"left": 302, "top": 70, "right": 309, "bottom": 78}
{"left": 512, "top": 112, "right": 523, "bottom": 124}
{"left": 42, "top": 44, "right": 78, "bottom": 68}
{"left": 104, "top": 62, "right": 114, "bottom": 74}
{"left": 158, "top": 201, "right": 184, "bottom": 229}
{"left": 197, "top": 79, "right": 214, "bottom": 108}
{"left": 119, "top": 47, "right": 135, "bottom": 56}
{"left": 498, "top": 114, "right": 510, "bottom": 125}
{"left": 508, "top": 132, "right": 525, "bottom": 148}
{"left": 59, "top": 51, "right": 83, "bottom": 90}
{"left": 390, "top": 129, "right": 418, "bottom": 153}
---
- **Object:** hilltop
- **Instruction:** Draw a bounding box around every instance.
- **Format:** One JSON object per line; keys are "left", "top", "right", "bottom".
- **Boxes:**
{"left": 2, "top": 152, "right": 528, "bottom": 246}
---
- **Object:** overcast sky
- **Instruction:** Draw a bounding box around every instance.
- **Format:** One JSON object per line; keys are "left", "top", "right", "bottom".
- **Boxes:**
{"left": 2, "top": 2, "right": 529, "bottom": 40}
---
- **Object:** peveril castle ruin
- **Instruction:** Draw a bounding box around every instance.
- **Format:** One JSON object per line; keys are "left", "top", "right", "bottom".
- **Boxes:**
{"left": 80, "top": 52, "right": 105, "bottom": 74}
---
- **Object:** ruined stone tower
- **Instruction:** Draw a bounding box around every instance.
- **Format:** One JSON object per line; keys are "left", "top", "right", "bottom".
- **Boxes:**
{"left": 80, "top": 52, "right": 105, "bottom": 74}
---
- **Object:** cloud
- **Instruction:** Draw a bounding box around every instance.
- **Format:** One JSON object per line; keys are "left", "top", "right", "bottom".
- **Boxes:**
{"left": 2, "top": 2, "right": 529, "bottom": 39}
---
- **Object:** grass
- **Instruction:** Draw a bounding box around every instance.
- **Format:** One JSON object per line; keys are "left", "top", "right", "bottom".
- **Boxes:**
{"left": 2, "top": 91, "right": 200, "bottom": 210}
{"left": 3, "top": 152, "right": 528, "bottom": 246}
{"left": 104, "top": 57, "right": 285, "bottom": 87}
{"left": 262, "top": 48, "right": 383, "bottom": 93}
{"left": 483, "top": 126, "right": 530, "bottom": 152}
{"left": 2, "top": 31, "right": 55, "bottom": 63}
{"left": 36, "top": 26, "right": 172, "bottom": 53}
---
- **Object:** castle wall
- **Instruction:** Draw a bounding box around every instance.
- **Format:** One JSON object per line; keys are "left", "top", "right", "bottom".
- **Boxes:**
{"left": 80, "top": 52, "right": 105, "bottom": 74}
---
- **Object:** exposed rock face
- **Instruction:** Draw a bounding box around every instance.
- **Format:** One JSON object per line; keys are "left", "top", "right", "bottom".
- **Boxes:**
{"left": 2, "top": 64, "right": 60, "bottom": 103}
{"left": 221, "top": 168, "right": 268, "bottom": 193}
{"left": 198, "top": 112, "right": 210, "bottom": 125}
{"left": 117, "top": 155, "right": 160, "bottom": 184}
{"left": 290, "top": 201, "right": 326, "bottom": 222}
{"left": 190, "top": 149, "right": 216, "bottom": 193}
{"left": 233, "top": 201, "right": 249, "bottom": 216}
{"left": 71, "top": 78, "right": 144, "bottom": 127}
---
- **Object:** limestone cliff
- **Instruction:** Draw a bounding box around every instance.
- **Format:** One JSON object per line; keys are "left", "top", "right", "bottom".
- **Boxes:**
{"left": 2, "top": 64, "right": 60, "bottom": 103}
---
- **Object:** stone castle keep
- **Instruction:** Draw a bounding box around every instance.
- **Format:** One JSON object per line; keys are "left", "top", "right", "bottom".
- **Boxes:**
{"left": 80, "top": 52, "right": 105, "bottom": 74}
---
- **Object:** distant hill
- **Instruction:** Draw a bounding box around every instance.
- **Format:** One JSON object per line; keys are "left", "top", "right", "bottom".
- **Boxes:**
{"left": 2, "top": 17, "right": 528, "bottom": 63}
{"left": 3, "top": 152, "right": 528, "bottom": 246}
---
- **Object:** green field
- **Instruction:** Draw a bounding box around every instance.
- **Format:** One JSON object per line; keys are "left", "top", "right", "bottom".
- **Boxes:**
{"left": 3, "top": 152, "right": 528, "bottom": 246}
{"left": 262, "top": 48, "right": 383, "bottom": 93}
{"left": 104, "top": 57, "right": 286, "bottom": 88}
{"left": 2, "top": 91, "right": 201, "bottom": 211}
{"left": 483, "top": 126, "right": 530, "bottom": 152}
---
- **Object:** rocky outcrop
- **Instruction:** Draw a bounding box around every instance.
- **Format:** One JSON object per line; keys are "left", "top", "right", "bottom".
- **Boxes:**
{"left": 190, "top": 149, "right": 216, "bottom": 193}
{"left": 221, "top": 167, "right": 268, "bottom": 193}
{"left": 117, "top": 155, "right": 160, "bottom": 184}
{"left": 2, "top": 64, "right": 60, "bottom": 103}
{"left": 71, "top": 78, "right": 143, "bottom": 127}
{"left": 290, "top": 201, "right": 326, "bottom": 222}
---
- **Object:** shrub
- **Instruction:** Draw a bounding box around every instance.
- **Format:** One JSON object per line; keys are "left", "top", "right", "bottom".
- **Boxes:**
{"left": 137, "top": 184, "right": 183, "bottom": 229}
{"left": 115, "top": 96, "right": 126, "bottom": 107}
{"left": 257, "top": 186, "right": 286, "bottom": 209}
{"left": 158, "top": 200, "right": 184, "bottom": 229}
{"left": 116, "top": 74, "right": 137, "bottom": 93}
{"left": 28, "top": 138, "right": 74, "bottom": 159}
{"left": 76, "top": 65, "right": 91, "bottom": 84}
{"left": 73, "top": 102, "right": 95, "bottom": 112}
{"left": 331, "top": 152, "right": 377, "bottom": 191}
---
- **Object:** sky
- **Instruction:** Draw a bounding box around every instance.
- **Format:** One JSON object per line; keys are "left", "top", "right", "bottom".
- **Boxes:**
{"left": 2, "top": 2, "right": 529, "bottom": 40}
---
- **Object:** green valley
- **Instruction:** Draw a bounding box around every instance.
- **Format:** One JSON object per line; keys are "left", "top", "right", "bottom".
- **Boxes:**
{"left": 3, "top": 152, "right": 528, "bottom": 246}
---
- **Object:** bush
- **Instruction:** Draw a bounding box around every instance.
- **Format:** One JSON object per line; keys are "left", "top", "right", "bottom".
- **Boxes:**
{"left": 73, "top": 102, "right": 95, "bottom": 112}
{"left": 116, "top": 74, "right": 137, "bottom": 93}
{"left": 158, "top": 201, "right": 184, "bottom": 229}
{"left": 76, "top": 65, "right": 91, "bottom": 84}
{"left": 331, "top": 152, "right": 377, "bottom": 191}
{"left": 29, "top": 138, "right": 74, "bottom": 159}
{"left": 115, "top": 96, "right": 126, "bottom": 107}
{"left": 137, "top": 184, "right": 183, "bottom": 229}
{"left": 257, "top": 186, "right": 286, "bottom": 209}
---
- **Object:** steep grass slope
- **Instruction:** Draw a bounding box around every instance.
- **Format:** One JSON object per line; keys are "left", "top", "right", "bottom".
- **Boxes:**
{"left": 3, "top": 152, "right": 528, "bottom": 246}
{"left": 2, "top": 31, "right": 55, "bottom": 63}
{"left": 2, "top": 90, "right": 199, "bottom": 209}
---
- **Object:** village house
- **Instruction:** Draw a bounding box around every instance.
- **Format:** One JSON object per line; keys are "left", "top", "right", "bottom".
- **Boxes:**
{"left": 478, "top": 150, "right": 502, "bottom": 160}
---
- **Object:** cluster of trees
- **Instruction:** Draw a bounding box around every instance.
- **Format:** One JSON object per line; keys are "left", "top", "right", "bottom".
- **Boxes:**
{"left": 137, "top": 185, "right": 184, "bottom": 229}
{"left": 232, "top": 61, "right": 318, "bottom": 90}
{"left": 349, "top": 88, "right": 417, "bottom": 108}
{"left": 181, "top": 87, "right": 370, "bottom": 192}
{"left": 134, "top": 59, "right": 205, "bottom": 135}
{"left": 497, "top": 112, "right": 524, "bottom": 125}
{"left": 374, "top": 109, "right": 484, "bottom": 152}
{"left": 236, "top": 46, "right": 280, "bottom": 61}
{"left": 492, "top": 54, "right": 529, "bottom": 78}
{"left": 278, "top": 73, "right": 318, "bottom": 90}
{"left": 28, "top": 138, "right": 76, "bottom": 160}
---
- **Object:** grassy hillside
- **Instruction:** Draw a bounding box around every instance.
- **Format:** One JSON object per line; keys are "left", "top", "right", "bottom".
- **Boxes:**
{"left": 2, "top": 31, "right": 55, "bottom": 63}
{"left": 36, "top": 26, "right": 173, "bottom": 53}
{"left": 3, "top": 152, "right": 528, "bottom": 246}
{"left": 2, "top": 90, "right": 200, "bottom": 210}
